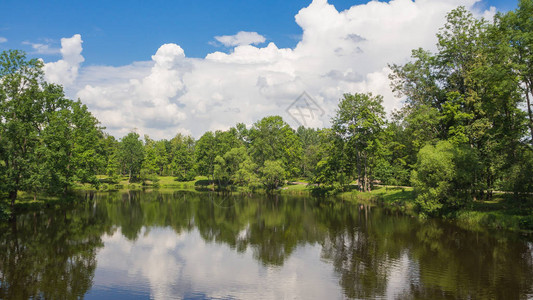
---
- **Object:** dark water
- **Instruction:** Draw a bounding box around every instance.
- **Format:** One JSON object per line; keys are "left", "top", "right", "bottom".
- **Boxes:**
{"left": 1, "top": 191, "right": 533, "bottom": 299}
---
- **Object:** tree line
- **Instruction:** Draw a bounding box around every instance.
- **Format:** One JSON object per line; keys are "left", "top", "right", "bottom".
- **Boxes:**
{"left": 1, "top": 2, "right": 532, "bottom": 216}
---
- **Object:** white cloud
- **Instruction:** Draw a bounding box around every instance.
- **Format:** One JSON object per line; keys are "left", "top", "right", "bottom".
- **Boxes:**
{"left": 22, "top": 41, "right": 60, "bottom": 54}
{"left": 214, "top": 31, "right": 266, "bottom": 47}
{"left": 43, "top": 0, "right": 494, "bottom": 139}
{"left": 43, "top": 34, "right": 84, "bottom": 86}
{"left": 0, "top": 37, "right": 7, "bottom": 43}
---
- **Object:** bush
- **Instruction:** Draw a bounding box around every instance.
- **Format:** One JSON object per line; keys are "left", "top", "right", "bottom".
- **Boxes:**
{"left": 411, "top": 141, "right": 478, "bottom": 216}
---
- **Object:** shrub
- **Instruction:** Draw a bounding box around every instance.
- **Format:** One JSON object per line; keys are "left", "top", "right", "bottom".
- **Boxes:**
{"left": 411, "top": 141, "right": 478, "bottom": 216}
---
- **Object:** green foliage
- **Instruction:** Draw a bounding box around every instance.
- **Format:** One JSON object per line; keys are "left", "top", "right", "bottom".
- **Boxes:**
{"left": 140, "top": 135, "right": 160, "bottom": 184}
{"left": 234, "top": 158, "right": 260, "bottom": 192}
{"left": 500, "top": 146, "right": 533, "bottom": 197}
{"left": 411, "top": 141, "right": 478, "bottom": 216}
{"left": 169, "top": 133, "right": 196, "bottom": 181}
{"left": 312, "top": 129, "right": 348, "bottom": 188}
{"left": 119, "top": 132, "right": 144, "bottom": 182}
{"left": 296, "top": 126, "right": 321, "bottom": 179}
{"left": 0, "top": 50, "right": 104, "bottom": 203}
{"left": 332, "top": 93, "right": 386, "bottom": 192}
{"left": 103, "top": 135, "right": 121, "bottom": 182}
{"left": 213, "top": 146, "right": 250, "bottom": 189}
{"left": 248, "top": 116, "right": 302, "bottom": 176}
{"left": 260, "top": 160, "right": 286, "bottom": 192}
{"left": 389, "top": 6, "right": 530, "bottom": 202}
{"left": 195, "top": 129, "right": 240, "bottom": 179}
{"left": 498, "top": 0, "right": 533, "bottom": 143}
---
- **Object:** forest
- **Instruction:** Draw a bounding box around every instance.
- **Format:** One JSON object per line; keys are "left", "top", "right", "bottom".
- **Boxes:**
{"left": 1, "top": 3, "right": 532, "bottom": 218}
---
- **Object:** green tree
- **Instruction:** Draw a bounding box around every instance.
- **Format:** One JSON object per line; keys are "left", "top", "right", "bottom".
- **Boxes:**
{"left": 119, "top": 132, "right": 144, "bottom": 183}
{"left": 248, "top": 116, "right": 302, "bottom": 176}
{"left": 260, "top": 160, "right": 286, "bottom": 192}
{"left": 497, "top": 0, "right": 533, "bottom": 143}
{"left": 389, "top": 7, "right": 528, "bottom": 198}
{"left": 213, "top": 146, "right": 250, "bottom": 189}
{"left": 140, "top": 135, "right": 159, "bottom": 184}
{"left": 195, "top": 129, "right": 239, "bottom": 181}
{"left": 332, "top": 93, "right": 386, "bottom": 192}
{"left": 70, "top": 100, "right": 105, "bottom": 187}
{"left": 312, "top": 129, "right": 348, "bottom": 189}
{"left": 234, "top": 158, "right": 260, "bottom": 192}
{"left": 296, "top": 126, "right": 321, "bottom": 179}
{"left": 411, "top": 141, "right": 478, "bottom": 216}
{"left": 102, "top": 134, "right": 121, "bottom": 182}
{"left": 170, "top": 133, "right": 196, "bottom": 181}
{"left": 0, "top": 50, "right": 47, "bottom": 204}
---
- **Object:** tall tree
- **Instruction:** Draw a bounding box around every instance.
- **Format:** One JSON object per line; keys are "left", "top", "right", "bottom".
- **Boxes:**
{"left": 248, "top": 116, "right": 302, "bottom": 176}
{"left": 499, "top": 0, "right": 533, "bottom": 143}
{"left": 119, "top": 132, "right": 144, "bottom": 183}
{"left": 332, "top": 93, "right": 386, "bottom": 192}
{"left": 195, "top": 129, "right": 239, "bottom": 181}
{"left": 390, "top": 7, "right": 528, "bottom": 198}
{"left": 70, "top": 100, "right": 105, "bottom": 187}
{"left": 170, "top": 133, "right": 196, "bottom": 181}
{"left": 0, "top": 50, "right": 46, "bottom": 204}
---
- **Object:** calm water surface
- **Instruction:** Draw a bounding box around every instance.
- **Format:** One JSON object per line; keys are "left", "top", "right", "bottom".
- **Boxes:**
{"left": 1, "top": 191, "right": 533, "bottom": 299}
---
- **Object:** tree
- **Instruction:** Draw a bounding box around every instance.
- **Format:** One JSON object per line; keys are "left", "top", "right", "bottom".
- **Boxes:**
{"left": 102, "top": 134, "right": 121, "bottom": 182}
{"left": 119, "top": 132, "right": 144, "bottom": 183}
{"left": 169, "top": 133, "right": 196, "bottom": 181}
{"left": 195, "top": 129, "right": 239, "bottom": 181}
{"left": 248, "top": 116, "right": 302, "bottom": 176}
{"left": 213, "top": 146, "right": 249, "bottom": 189}
{"left": 312, "top": 129, "right": 348, "bottom": 189}
{"left": 260, "top": 160, "right": 286, "bottom": 192}
{"left": 195, "top": 131, "right": 216, "bottom": 178}
{"left": 411, "top": 141, "right": 478, "bottom": 217}
{"left": 140, "top": 135, "right": 159, "bottom": 184}
{"left": 69, "top": 100, "right": 105, "bottom": 187}
{"left": 332, "top": 93, "right": 386, "bottom": 192}
{"left": 389, "top": 7, "right": 529, "bottom": 199}
{"left": 234, "top": 158, "right": 260, "bottom": 192}
{"left": 498, "top": 0, "right": 533, "bottom": 143}
{"left": 0, "top": 50, "right": 47, "bottom": 204}
{"left": 296, "top": 126, "right": 321, "bottom": 179}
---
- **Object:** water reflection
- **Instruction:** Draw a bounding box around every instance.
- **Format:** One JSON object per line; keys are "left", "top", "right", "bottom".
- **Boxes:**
{"left": 0, "top": 191, "right": 532, "bottom": 299}
{"left": 0, "top": 204, "right": 111, "bottom": 299}
{"left": 89, "top": 227, "right": 340, "bottom": 300}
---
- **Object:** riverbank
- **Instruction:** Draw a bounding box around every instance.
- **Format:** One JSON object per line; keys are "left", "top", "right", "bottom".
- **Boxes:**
{"left": 334, "top": 185, "right": 533, "bottom": 232}
{"left": 2, "top": 176, "right": 533, "bottom": 232}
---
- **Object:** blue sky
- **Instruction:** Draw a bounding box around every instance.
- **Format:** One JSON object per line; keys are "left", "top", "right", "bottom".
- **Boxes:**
{"left": 0, "top": 0, "right": 521, "bottom": 139}
{"left": 0, "top": 0, "right": 518, "bottom": 66}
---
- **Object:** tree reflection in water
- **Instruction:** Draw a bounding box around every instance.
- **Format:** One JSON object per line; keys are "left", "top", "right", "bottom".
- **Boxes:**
{"left": 0, "top": 191, "right": 532, "bottom": 299}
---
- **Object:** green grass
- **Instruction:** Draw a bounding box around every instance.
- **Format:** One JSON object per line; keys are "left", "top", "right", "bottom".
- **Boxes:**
{"left": 454, "top": 195, "right": 533, "bottom": 231}
{"left": 5, "top": 177, "right": 533, "bottom": 232}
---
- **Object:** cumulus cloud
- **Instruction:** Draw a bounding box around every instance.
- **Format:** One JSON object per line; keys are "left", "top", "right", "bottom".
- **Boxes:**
{"left": 76, "top": 43, "right": 189, "bottom": 138}
{"left": 214, "top": 31, "right": 266, "bottom": 47}
{"left": 0, "top": 37, "right": 7, "bottom": 43}
{"left": 43, "top": 0, "right": 494, "bottom": 139}
{"left": 43, "top": 34, "right": 84, "bottom": 86}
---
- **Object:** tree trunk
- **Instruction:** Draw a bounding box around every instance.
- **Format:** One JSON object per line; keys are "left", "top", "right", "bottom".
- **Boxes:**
{"left": 9, "top": 190, "right": 17, "bottom": 208}
{"left": 525, "top": 81, "right": 533, "bottom": 144}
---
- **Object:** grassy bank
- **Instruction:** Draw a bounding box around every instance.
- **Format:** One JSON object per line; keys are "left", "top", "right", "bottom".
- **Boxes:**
{"left": 453, "top": 196, "right": 533, "bottom": 232}
{"left": 3, "top": 176, "right": 532, "bottom": 232}
{"left": 280, "top": 183, "right": 533, "bottom": 232}
{"left": 334, "top": 186, "right": 533, "bottom": 232}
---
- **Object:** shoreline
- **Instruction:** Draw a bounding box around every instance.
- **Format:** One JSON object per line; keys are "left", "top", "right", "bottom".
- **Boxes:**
{"left": 2, "top": 178, "right": 533, "bottom": 233}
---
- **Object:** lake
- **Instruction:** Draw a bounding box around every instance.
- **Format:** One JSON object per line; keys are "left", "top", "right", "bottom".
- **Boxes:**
{"left": 1, "top": 191, "right": 532, "bottom": 299}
